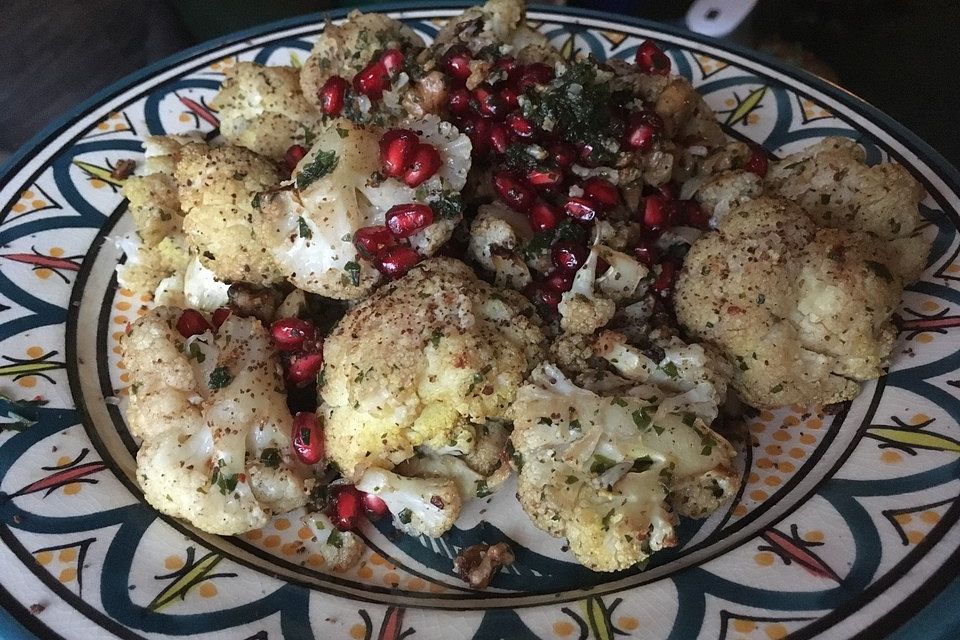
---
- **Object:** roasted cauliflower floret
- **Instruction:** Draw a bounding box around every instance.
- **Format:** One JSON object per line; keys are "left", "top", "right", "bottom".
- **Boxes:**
{"left": 257, "top": 117, "right": 470, "bottom": 299}
{"left": 433, "top": 0, "right": 551, "bottom": 61}
{"left": 511, "top": 364, "right": 738, "bottom": 572}
{"left": 176, "top": 143, "right": 282, "bottom": 285}
{"left": 356, "top": 467, "right": 462, "bottom": 538}
{"left": 558, "top": 236, "right": 649, "bottom": 334}
{"left": 213, "top": 62, "right": 322, "bottom": 161}
{"left": 302, "top": 512, "right": 364, "bottom": 570}
{"left": 766, "top": 136, "right": 928, "bottom": 281}
{"left": 299, "top": 11, "right": 424, "bottom": 112}
{"left": 321, "top": 258, "right": 545, "bottom": 478}
{"left": 116, "top": 135, "right": 198, "bottom": 294}
{"left": 124, "top": 307, "right": 308, "bottom": 535}
{"left": 675, "top": 197, "right": 906, "bottom": 408}
{"left": 468, "top": 203, "right": 534, "bottom": 290}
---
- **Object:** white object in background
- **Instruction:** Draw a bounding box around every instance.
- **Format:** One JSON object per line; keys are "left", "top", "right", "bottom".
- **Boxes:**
{"left": 686, "top": 0, "right": 759, "bottom": 42}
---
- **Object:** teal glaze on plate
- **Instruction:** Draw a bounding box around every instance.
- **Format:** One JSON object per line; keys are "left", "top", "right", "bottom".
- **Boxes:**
{"left": 1, "top": 4, "right": 959, "bottom": 639}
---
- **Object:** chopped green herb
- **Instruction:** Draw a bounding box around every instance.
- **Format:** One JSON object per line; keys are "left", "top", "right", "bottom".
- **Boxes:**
{"left": 187, "top": 341, "right": 206, "bottom": 363}
{"left": 327, "top": 529, "right": 343, "bottom": 548}
{"left": 298, "top": 216, "right": 313, "bottom": 239}
{"left": 259, "top": 447, "right": 282, "bottom": 468}
{"left": 429, "top": 328, "right": 443, "bottom": 348}
{"left": 756, "top": 293, "right": 765, "bottom": 305}
{"left": 569, "top": 419, "right": 582, "bottom": 432}
{"left": 631, "top": 407, "right": 652, "bottom": 430}
{"left": 631, "top": 456, "right": 654, "bottom": 473}
{"left": 681, "top": 413, "right": 697, "bottom": 427}
{"left": 475, "top": 480, "right": 494, "bottom": 498}
{"left": 296, "top": 149, "right": 338, "bottom": 190}
{"left": 430, "top": 191, "right": 464, "bottom": 219}
{"left": 611, "top": 397, "right": 628, "bottom": 407}
{"left": 538, "top": 416, "right": 553, "bottom": 425}
{"left": 735, "top": 356, "right": 749, "bottom": 371}
{"left": 210, "top": 460, "right": 239, "bottom": 495}
{"left": 344, "top": 261, "right": 361, "bottom": 286}
{"left": 565, "top": 475, "right": 578, "bottom": 485}
{"left": 251, "top": 193, "right": 262, "bottom": 209}
{"left": 652, "top": 425, "right": 665, "bottom": 436}
{"left": 511, "top": 450, "right": 524, "bottom": 470}
{"left": 601, "top": 508, "right": 616, "bottom": 530}
{"left": 658, "top": 361, "right": 680, "bottom": 379}
{"left": 397, "top": 508, "right": 413, "bottom": 524}
{"left": 335, "top": 127, "right": 349, "bottom": 139}
{"left": 770, "top": 383, "right": 784, "bottom": 394}
{"left": 865, "top": 260, "right": 893, "bottom": 283}
{"left": 589, "top": 454, "right": 617, "bottom": 475}
{"left": 208, "top": 366, "right": 232, "bottom": 389}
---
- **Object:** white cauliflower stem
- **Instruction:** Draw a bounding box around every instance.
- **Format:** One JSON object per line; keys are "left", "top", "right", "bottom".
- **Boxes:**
{"left": 356, "top": 467, "right": 462, "bottom": 538}
{"left": 302, "top": 512, "right": 364, "bottom": 570}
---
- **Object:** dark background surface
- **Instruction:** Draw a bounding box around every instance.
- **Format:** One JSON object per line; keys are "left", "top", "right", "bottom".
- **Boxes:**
{"left": 1, "top": 0, "right": 958, "bottom": 167}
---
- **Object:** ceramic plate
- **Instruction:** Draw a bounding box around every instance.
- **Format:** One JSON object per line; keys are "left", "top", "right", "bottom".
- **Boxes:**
{"left": 2, "top": 4, "right": 959, "bottom": 639}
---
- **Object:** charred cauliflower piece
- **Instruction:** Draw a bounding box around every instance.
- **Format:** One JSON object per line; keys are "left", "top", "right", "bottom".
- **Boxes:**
{"left": 675, "top": 197, "right": 906, "bottom": 408}
{"left": 213, "top": 62, "right": 322, "bottom": 161}
{"left": 299, "top": 11, "right": 424, "bottom": 113}
{"left": 176, "top": 143, "right": 283, "bottom": 286}
{"left": 321, "top": 258, "right": 545, "bottom": 479}
{"left": 766, "top": 137, "right": 928, "bottom": 281}
{"left": 124, "top": 307, "right": 308, "bottom": 535}
{"left": 433, "top": 0, "right": 551, "bottom": 63}
{"left": 257, "top": 117, "right": 470, "bottom": 299}
{"left": 511, "top": 364, "right": 738, "bottom": 572}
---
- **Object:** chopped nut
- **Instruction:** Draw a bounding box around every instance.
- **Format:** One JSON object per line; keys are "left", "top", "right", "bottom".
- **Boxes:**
{"left": 453, "top": 542, "right": 515, "bottom": 589}
{"left": 110, "top": 159, "right": 137, "bottom": 180}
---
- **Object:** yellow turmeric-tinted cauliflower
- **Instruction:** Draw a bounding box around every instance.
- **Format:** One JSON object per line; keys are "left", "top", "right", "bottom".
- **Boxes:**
{"left": 213, "top": 62, "right": 322, "bottom": 161}
{"left": 176, "top": 142, "right": 283, "bottom": 286}
{"left": 124, "top": 307, "right": 308, "bottom": 535}
{"left": 510, "top": 363, "right": 738, "bottom": 572}
{"left": 321, "top": 257, "right": 545, "bottom": 479}
{"left": 675, "top": 197, "right": 906, "bottom": 408}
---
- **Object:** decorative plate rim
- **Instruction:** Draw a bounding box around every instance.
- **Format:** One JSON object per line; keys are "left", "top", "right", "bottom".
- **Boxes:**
{"left": 1, "top": 4, "right": 959, "bottom": 640}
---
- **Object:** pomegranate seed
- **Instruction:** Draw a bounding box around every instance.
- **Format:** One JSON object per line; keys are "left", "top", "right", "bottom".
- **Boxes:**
{"left": 291, "top": 411, "right": 324, "bottom": 465}
{"left": 286, "top": 352, "right": 324, "bottom": 386}
{"left": 176, "top": 309, "right": 211, "bottom": 337}
{"left": 529, "top": 200, "right": 561, "bottom": 231}
{"left": 549, "top": 142, "right": 577, "bottom": 169}
{"left": 582, "top": 177, "right": 619, "bottom": 209}
{"left": 489, "top": 122, "right": 511, "bottom": 154}
{"left": 500, "top": 87, "right": 519, "bottom": 108}
{"left": 319, "top": 75, "right": 348, "bottom": 116}
{"left": 578, "top": 143, "right": 596, "bottom": 164}
{"left": 564, "top": 196, "right": 598, "bottom": 222}
{"left": 632, "top": 242, "right": 660, "bottom": 267}
{"left": 362, "top": 492, "right": 390, "bottom": 520}
{"left": 461, "top": 114, "right": 491, "bottom": 156}
{"left": 507, "top": 113, "right": 534, "bottom": 138}
{"left": 493, "top": 171, "right": 534, "bottom": 212}
{"left": 379, "top": 129, "right": 419, "bottom": 178}
{"left": 448, "top": 88, "right": 472, "bottom": 115}
{"left": 652, "top": 260, "right": 679, "bottom": 296}
{"left": 494, "top": 56, "right": 518, "bottom": 74}
{"left": 473, "top": 83, "right": 506, "bottom": 119}
{"left": 545, "top": 270, "right": 574, "bottom": 292}
{"left": 270, "top": 318, "right": 318, "bottom": 352}
{"left": 354, "top": 225, "right": 396, "bottom": 258}
{"left": 656, "top": 182, "right": 679, "bottom": 200}
{"left": 514, "top": 63, "right": 554, "bottom": 91}
{"left": 353, "top": 60, "right": 389, "bottom": 100}
{"left": 284, "top": 144, "right": 307, "bottom": 172}
{"left": 379, "top": 48, "right": 405, "bottom": 74}
{"left": 679, "top": 200, "right": 710, "bottom": 229}
{"left": 551, "top": 241, "right": 588, "bottom": 273}
{"left": 441, "top": 45, "right": 472, "bottom": 81}
{"left": 525, "top": 282, "right": 562, "bottom": 307}
{"left": 331, "top": 485, "right": 363, "bottom": 531}
{"left": 636, "top": 40, "right": 671, "bottom": 75}
{"left": 624, "top": 111, "right": 664, "bottom": 152}
{"left": 640, "top": 194, "right": 673, "bottom": 229}
{"left": 745, "top": 146, "right": 769, "bottom": 178}
{"left": 386, "top": 203, "right": 434, "bottom": 238}
{"left": 211, "top": 307, "right": 231, "bottom": 330}
{"left": 402, "top": 143, "right": 442, "bottom": 187}
{"left": 376, "top": 244, "right": 421, "bottom": 278}
{"left": 527, "top": 168, "right": 563, "bottom": 189}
